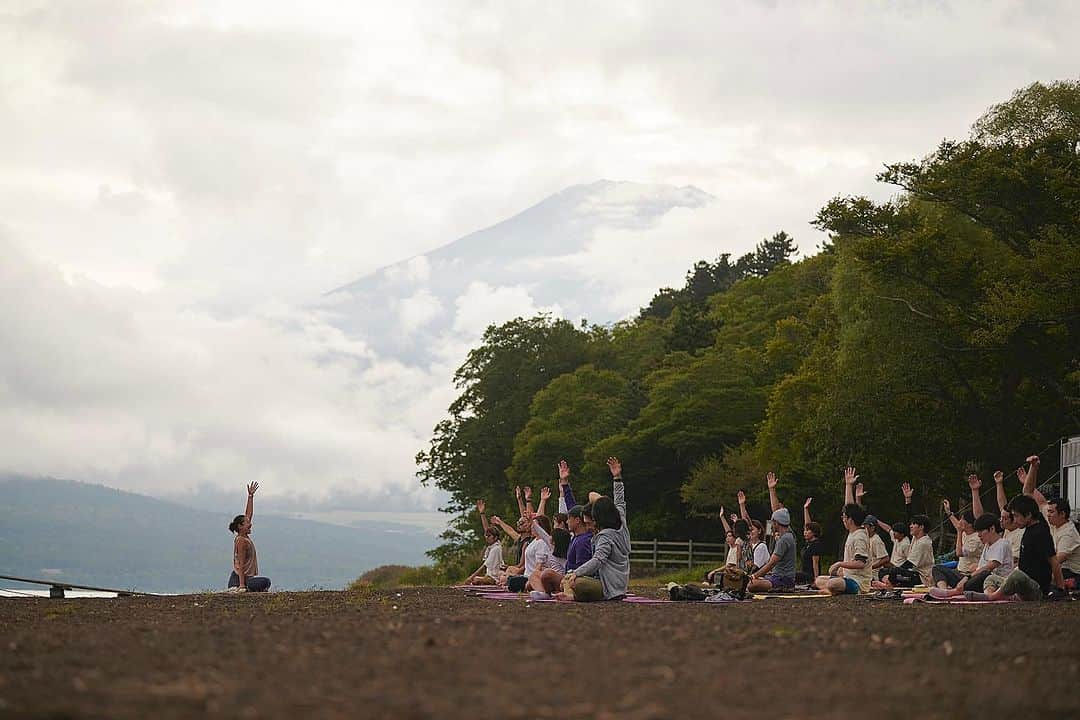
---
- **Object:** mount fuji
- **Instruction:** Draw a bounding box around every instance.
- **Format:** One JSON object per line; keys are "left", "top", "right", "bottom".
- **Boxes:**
{"left": 318, "top": 180, "right": 716, "bottom": 365}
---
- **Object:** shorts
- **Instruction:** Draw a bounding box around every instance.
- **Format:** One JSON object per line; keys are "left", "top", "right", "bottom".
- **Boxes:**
{"left": 571, "top": 576, "right": 604, "bottom": 602}
{"left": 842, "top": 577, "right": 860, "bottom": 595}
{"left": 763, "top": 573, "right": 796, "bottom": 590}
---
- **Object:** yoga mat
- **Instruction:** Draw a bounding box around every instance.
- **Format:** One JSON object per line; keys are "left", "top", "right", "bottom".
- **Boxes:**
{"left": 753, "top": 593, "right": 828, "bottom": 600}
{"left": 621, "top": 596, "right": 671, "bottom": 604}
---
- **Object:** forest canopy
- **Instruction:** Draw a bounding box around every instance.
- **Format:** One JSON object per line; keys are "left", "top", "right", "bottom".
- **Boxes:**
{"left": 416, "top": 80, "right": 1080, "bottom": 567}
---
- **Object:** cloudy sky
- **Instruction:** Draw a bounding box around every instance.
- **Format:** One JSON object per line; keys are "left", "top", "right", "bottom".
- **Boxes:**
{"left": 2, "top": 1, "right": 1076, "bottom": 519}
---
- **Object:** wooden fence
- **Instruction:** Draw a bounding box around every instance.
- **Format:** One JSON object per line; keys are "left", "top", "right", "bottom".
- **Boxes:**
{"left": 629, "top": 539, "right": 728, "bottom": 569}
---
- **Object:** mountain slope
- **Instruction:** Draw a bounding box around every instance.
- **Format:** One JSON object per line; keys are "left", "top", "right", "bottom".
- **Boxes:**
{"left": 320, "top": 180, "right": 714, "bottom": 361}
{"left": 0, "top": 477, "right": 434, "bottom": 593}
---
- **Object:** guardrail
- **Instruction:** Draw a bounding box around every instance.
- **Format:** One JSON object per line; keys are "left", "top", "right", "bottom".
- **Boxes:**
{"left": 629, "top": 539, "right": 728, "bottom": 569}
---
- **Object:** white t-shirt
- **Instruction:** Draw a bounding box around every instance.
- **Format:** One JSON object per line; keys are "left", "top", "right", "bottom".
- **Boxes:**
{"left": 1051, "top": 522, "right": 1080, "bottom": 574}
{"left": 482, "top": 543, "right": 504, "bottom": 579}
{"left": 869, "top": 533, "right": 889, "bottom": 568}
{"left": 726, "top": 545, "right": 739, "bottom": 566}
{"left": 978, "top": 537, "right": 1013, "bottom": 579}
{"left": 907, "top": 535, "right": 935, "bottom": 587}
{"left": 752, "top": 542, "right": 770, "bottom": 570}
{"left": 957, "top": 531, "right": 982, "bottom": 574}
{"left": 842, "top": 528, "right": 873, "bottom": 591}
{"left": 523, "top": 535, "right": 550, "bottom": 576}
{"left": 890, "top": 536, "right": 911, "bottom": 566}
{"left": 1003, "top": 527, "right": 1024, "bottom": 563}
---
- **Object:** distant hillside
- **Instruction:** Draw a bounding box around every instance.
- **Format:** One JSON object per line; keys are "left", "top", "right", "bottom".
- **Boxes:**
{"left": 0, "top": 477, "right": 435, "bottom": 593}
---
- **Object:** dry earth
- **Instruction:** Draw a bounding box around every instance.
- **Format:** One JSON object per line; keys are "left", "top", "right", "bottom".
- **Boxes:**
{"left": 2, "top": 588, "right": 1079, "bottom": 719}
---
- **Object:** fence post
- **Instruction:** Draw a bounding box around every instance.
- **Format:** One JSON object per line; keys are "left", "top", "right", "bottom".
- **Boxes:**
{"left": 652, "top": 538, "right": 658, "bottom": 569}
{"left": 688, "top": 538, "right": 694, "bottom": 569}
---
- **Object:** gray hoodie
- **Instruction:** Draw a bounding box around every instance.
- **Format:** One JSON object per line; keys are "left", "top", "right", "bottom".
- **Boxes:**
{"left": 572, "top": 478, "right": 630, "bottom": 599}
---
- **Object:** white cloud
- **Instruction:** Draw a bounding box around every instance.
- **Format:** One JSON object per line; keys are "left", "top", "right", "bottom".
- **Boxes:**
{"left": 452, "top": 281, "right": 563, "bottom": 337}
{"left": 397, "top": 288, "right": 443, "bottom": 334}
{"left": 0, "top": 0, "right": 1076, "bottom": 513}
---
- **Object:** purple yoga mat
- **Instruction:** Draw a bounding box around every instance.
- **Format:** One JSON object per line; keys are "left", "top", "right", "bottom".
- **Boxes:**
{"left": 903, "top": 597, "right": 1016, "bottom": 605}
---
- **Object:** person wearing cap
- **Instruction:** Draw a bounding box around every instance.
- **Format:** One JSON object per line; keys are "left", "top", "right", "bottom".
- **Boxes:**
{"left": 747, "top": 507, "right": 797, "bottom": 592}
{"left": 863, "top": 514, "right": 890, "bottom": 573}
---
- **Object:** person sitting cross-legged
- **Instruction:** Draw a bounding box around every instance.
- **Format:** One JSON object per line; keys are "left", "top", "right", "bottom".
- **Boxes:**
{"left": 557, "top": 457, "right": 631, "bottom": 603}
{"left": 815, "top": 470, "right": 875, "bottom": 595}
{"left": 966, "top": 492, "right": 1058, "bottom": 602}
{"left": 466, "top": 499, "right": 504, "bottom": 585}
{"left": 748, "top": 507, "right": 798, "bottom": 593}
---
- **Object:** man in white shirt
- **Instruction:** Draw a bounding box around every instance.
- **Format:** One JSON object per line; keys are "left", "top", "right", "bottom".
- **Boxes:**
{"left": 1046, "top": 497, "right": 1080, "bottom": 586}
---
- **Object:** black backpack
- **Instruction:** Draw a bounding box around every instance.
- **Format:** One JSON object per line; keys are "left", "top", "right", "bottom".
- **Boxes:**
{"left": 669, "top": 583, "right": 709, "bottom": 602}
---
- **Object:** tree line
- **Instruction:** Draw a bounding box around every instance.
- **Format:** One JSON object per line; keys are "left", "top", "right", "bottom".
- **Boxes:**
{"left": 416, "top": 80, "right": 1080, "bottom": 572}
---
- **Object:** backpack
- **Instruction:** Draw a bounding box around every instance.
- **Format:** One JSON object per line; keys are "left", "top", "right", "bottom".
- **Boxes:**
{"left": 668, "top": 583, "right": 709, "bottom": 602}
{"left": 720, "top": 566, "right": 750, "bottom": 599}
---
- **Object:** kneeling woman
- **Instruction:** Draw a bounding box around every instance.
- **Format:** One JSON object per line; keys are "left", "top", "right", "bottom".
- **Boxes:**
{"left": 228, "top": 482, "right": 271, "bottom": 592}
{"left": 558, "top": 457, "right": 630, "bottom": 602}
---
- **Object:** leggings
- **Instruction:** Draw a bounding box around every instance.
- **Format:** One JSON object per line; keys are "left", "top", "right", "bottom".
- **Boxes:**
{"left": 882, "top": 566, "right": 921, "bottom": 588}
{"left": 228, "top": 571, "right": 271, "bottom": 592}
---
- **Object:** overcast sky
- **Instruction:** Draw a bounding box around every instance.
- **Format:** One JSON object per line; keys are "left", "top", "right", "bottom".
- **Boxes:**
{"left": 2, "top": 1, "right": 1077, "bottom": 515}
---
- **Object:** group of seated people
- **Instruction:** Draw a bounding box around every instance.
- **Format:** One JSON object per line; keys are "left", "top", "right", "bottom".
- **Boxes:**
{"left": 465, "top": 457, "right": 630, "bottom": 602}
{"left": 464, "top": 451, "right": 1080, "bottom": 602}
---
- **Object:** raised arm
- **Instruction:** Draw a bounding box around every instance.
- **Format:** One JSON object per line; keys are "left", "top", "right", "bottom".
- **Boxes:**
{"left": 766, "top": 472, "right": 782, "bottom": 512}
{"left": 844, "top": 466, "right": 857, "bottom": 506}
{"left": 514, "top": 486, "right": 526, "bottom": 518}
{"left": 944, "top": 499, "right": 960, "bottom": 531}
{"left": 803, "top": 497, "right": 812, "bottom": 527}
{"left": 994, "top": 471, "right": 1008, "bottom": 512}
{"left": 557, "top": 461, "right": 570, "bottom": 513}
{"left": 490, "top": 515, "right": 519, "bottom": 542}
{"left": 523, "top": 486, "right": 535, "bottom": 516}
{"left": 537, "top": 486, "right": 551, "bottom": 518}
{"left": 607, "top": 457, "right": 626, "bottom": 523}
{"left": 737, "top": 490, "right": 750, "bottom": 522}
{"left": 1019, "top": 455, "right": 1048, "bottom": 508}
{"left": 901, "top": 482, "right": 914, "bottom": 521}
{"left": 967, "top": 474, "right": 984, "bottom": 517}
{"left": 855, "top": 482, "right": 867, "bottom": 509}
{"left": 720, "top": 506, "right": 732, "bottom": 535}
{"left": 476, "top": 499, "right": 490, "bottom": 535}
{"left": 244, "top": 482, "right": 258, "bottom": 520}
{"left": 532, "top": 517, "right": 553, "bottom": 548}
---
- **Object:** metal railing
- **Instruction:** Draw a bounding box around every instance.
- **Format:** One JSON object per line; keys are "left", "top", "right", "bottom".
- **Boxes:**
{"left": 629, "top": 539, "right": 728, "bottom": 569}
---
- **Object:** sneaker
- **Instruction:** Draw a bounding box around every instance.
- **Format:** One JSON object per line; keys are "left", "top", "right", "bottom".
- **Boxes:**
{"left": 528, "top": 591, "right": 551, "bottom": 601}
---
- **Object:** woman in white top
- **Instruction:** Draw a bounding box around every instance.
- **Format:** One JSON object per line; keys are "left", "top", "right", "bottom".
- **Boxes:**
{"left": 466, "top": 500, "right": 505, "bottom": 585}
{"left": 748, "top": 519, "right": 770, "bottom": 571}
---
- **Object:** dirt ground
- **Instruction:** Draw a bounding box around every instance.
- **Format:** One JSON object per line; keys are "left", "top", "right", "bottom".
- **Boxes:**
{"left": 2, "top": 588, "right": 1078, "bottom": 720}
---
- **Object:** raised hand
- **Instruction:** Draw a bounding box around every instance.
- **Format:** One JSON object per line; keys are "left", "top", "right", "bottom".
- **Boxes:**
{"left": 1026, "top": 455, "right": 1040, "bottom": 466}
{"left": 491, "top": 515, "right": 501, "bottom": 525}
{"left": 855, "top": 482, "right": 866, "bottom": 500}
{"left": 1016, "top": 466, "right": 1027, "bottom": 484}
{"left": 557, "top": 460, "right": 570, "bottom": 484}
{"left": 993, "top": 470, "right": 1004, "bottom": 484}
{"left": 737, "top": 490, "right": 746, "bottom": 505}
{"left": 607, "top": 456, "right": 622, "bottom": 478}
{"left": 540, "top": 487, "right": 552, "bottom": 502}
{"left": 476, "top": 499, "right": 486, "bottom": 515}
{"left": 730, "top": 513, "right": 738, "bottom": 524}
{"left": 804, "top": 497, "right": 813, "bottom": 509}
{"left": 515, "top": 486, "right": 522, "bottom": 498}
{"left": 766, "top": 472, "right": 778, "bottom": 489}
{"left": 247, "top": 482, "right": 259, "bottom": 496}
{"left": 844, "top": 466, "right": 858, "bottom": 486}
{"left": 523, "top": 486, "right": 533, "bottom": 501}
{"left": 967, "top": 474, "right": 981, "bottom": 491}
{"left": 719, "top": 505, "right": 726, "bottom": 518}
{"left": 942, "top": 499, "right": 951, "bottom": 514}
{"left": 901, "top": 483, "right": 914, "bottom": 502}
